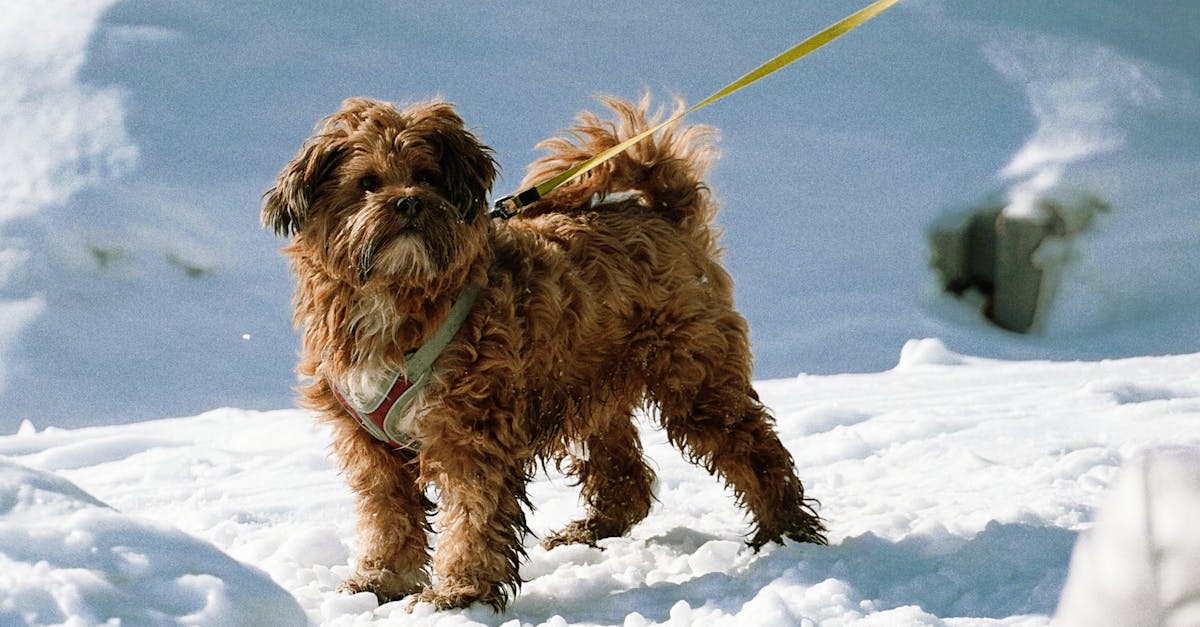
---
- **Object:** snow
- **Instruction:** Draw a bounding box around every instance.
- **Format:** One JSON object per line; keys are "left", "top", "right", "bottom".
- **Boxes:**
{"left": 2, "top": 343, "right": 1199, "bottom": 625}
{"left": 1055, "top": 447, "right": 1200, "bottom": 626}
{"left": 0, "top": 459, "right": 305, "bottom": 626}
{"left": 1, "top": 1, "right": 1198, "bottom": 625}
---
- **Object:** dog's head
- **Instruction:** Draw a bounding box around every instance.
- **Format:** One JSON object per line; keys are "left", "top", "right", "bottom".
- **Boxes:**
{"left": 263, "top": 98, "right": 497, "bottom": 284}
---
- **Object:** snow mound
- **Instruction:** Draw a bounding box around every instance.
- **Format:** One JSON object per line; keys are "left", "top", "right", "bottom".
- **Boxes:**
{"left": 1056, "top": 446, "right": 1200, "bottom": 626}
{"left": 895, "top": 338, "right": 967, "bottom": 368}
{"left": 0, "top": 458, "right": 305, "bottom": 627}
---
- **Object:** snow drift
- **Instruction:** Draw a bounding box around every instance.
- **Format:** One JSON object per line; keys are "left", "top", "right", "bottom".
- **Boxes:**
{"left": 0, "top": 459, "right": 304, "bottom": 625}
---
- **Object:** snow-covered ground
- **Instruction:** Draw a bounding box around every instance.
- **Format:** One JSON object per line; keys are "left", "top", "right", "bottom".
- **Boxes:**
{"left": 3, "top": 340, "right": 1198, "bottom": 625}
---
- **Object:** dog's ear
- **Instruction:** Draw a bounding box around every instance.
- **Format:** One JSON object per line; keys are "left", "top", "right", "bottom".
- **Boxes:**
{"left": 262, "top": 136, "right": 346, "bottom": 237}
{"left": 410, "top": 103, "right": 497, "bottom": 221}
{"left": 440, "top": 126, "right": 497, "bottom": 221}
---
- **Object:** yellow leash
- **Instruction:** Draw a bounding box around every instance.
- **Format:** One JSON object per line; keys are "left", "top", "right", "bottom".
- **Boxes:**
{"left": 492, "top": 0, "right": 904, "bottom": 219}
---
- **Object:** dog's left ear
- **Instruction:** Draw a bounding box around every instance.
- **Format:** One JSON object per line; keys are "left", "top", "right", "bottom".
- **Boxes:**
{"left": 423, "top": 105, "right": 497, "bottom": 222}
{"left": 262, "top": 136, "right": 346, "bottom": 237}
{"left": 440, "top": 129, "right": 498, "bottom": 221}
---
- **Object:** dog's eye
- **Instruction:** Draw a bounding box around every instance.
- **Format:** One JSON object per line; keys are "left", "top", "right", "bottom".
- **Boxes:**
{"left": 412, "top": 169, "right": 436, "bottom": 185}
{"left": 358, "top": 174, "right": 381, "bottom": 193}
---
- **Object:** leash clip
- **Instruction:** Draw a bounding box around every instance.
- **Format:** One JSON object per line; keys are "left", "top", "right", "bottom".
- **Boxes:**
{"left": 491, "top": 196, "right": 518, "bottom": 220}
{"left": 491, "top": 187, "right": 540, "bottom": 219}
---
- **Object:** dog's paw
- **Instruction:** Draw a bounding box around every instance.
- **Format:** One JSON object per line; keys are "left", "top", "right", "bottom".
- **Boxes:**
{"left": 338, "top": 568, "right": 426, "bottom": 603}
{"left": 542, "top": 520, "right": 600, "bottom": 550}
{"left": 748, "top": 515, "right": 828, "bottom": 550}
{"left": 543, "top": 517, "right": 629, "bottom": 550}
{"left": 406, "top": 581, "right": 507, "bottom": 613}
{"left": 407, "top": 587, "right": 471, "bottom": 612}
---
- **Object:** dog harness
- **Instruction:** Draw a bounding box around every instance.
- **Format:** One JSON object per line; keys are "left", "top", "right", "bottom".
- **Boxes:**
{"left": 328, "top": 284, "right": 480, "bottom": 450}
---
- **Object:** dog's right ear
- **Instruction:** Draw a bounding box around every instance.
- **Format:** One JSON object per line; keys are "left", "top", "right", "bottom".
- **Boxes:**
{"left": 262, "top": 137, "right": 346, "bottom": 237}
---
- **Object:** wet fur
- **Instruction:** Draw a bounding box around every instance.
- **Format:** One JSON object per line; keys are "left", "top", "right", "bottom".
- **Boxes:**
{"left": 264, "top": 95, "right": 826, "bottom": 611}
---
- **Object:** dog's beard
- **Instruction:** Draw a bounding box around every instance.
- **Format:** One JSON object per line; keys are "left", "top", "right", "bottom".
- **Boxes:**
{"left": 360, "top": 234, "right": 435, "bottom": 281}
{"left": 345, "top": 201, "right": 460, "bottom": 283}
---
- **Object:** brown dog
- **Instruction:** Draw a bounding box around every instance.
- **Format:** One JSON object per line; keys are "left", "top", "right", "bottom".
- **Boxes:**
{"left": 263, "top": 96, "right": 825, "bottom": 611}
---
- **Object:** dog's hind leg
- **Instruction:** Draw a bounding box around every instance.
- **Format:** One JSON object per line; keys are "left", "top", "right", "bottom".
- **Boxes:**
{"left": 543, "top": 414, "right": 656, "bottom": 549}
{"left": 646, "top": 312, "right": 827, "bottom": 548}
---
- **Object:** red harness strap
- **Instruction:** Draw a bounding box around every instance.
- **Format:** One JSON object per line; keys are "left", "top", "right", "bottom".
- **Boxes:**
{"left": 329, "top": 373, "right": 415, "bottom": 449}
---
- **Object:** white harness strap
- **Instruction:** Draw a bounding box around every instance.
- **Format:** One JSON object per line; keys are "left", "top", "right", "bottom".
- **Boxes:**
{"left": 328, "top": 284, "right": 480, "bottom": 449}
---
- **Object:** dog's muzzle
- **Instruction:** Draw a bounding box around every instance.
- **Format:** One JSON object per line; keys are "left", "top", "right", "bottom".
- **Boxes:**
{"left": 395, "top": 196, "right": 421, "bottom": 219}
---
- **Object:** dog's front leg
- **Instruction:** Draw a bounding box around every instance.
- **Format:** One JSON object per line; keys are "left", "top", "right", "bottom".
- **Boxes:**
{"left": 327, "top": 416, "right": 433, "bottom": 603}
{"left": 414, "top": 403, "right": 531, "bottom": 612}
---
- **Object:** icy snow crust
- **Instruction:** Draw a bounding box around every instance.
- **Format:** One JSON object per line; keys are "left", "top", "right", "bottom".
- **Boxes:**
{"left": 3, "top": 342, "right": 1198, "bottom": 625}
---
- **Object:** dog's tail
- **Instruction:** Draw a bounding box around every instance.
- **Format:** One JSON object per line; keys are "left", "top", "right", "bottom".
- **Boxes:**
{"left": 518, "top": 95, "right": 720, "bottom": 225}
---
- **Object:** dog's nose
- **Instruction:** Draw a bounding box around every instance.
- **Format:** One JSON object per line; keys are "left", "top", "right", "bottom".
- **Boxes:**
{"left": 395, "top": 196, "right": 421, "bottom": 219}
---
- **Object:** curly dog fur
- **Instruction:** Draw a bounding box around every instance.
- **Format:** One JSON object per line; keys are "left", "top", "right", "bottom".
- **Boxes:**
{"left": 263, "top": 95, "right": 826, "bottom": 611}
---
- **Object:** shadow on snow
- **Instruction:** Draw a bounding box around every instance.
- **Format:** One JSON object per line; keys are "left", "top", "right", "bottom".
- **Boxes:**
{"left": 507, "top": 521, "right": 1076, "bottom": 624}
